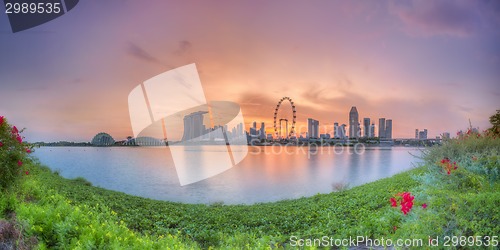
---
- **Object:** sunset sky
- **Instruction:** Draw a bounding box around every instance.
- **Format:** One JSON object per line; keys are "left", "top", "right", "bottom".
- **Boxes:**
{"left": 0, "top": 0, "right": 499, "bottom": 142}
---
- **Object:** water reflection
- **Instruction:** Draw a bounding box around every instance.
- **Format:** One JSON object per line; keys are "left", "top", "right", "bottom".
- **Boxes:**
{"left": 34, "top": 146, "right": 421, "bottom": 204}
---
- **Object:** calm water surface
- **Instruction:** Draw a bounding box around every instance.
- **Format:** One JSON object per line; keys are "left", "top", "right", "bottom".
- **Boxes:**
{"left": 34, "top": 146, "right": 422, "bottom": 204}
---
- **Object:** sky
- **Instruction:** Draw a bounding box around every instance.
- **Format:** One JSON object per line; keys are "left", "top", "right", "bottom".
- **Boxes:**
{"left": 0, "top": 0, "right": 499, "bottom": 142}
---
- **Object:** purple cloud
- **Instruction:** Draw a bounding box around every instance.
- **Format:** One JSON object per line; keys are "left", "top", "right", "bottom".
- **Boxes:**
{"left": 389, "top": 0, "right": 482, "bottom": 37}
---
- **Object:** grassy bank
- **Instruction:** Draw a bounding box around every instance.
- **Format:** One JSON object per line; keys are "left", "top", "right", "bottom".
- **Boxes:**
{"left": 1, "top": 129, "right": 499, "bottom": 249}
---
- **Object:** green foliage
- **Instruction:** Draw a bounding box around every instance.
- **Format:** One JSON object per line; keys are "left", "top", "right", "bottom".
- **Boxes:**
{"left": 398, "top": 129, "right": 500, "bottom": 247}
{"left": 72, "top": 177, "right": 92, "bottom": 186}
{"left": 1, "top": 118, "right": 498, "bottom": 249}
{"left": 488, "top": 109, "right": 500, "bottom": 136}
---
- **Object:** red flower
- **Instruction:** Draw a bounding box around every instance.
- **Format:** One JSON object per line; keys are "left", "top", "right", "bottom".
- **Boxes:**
{"left": 26, "top": 148, "right": 31, "bottom": 153}
{"left": 25, "top": 171, "right": 29, "bottom": 175}
{"left": 12, "top": 126, "right": 18, "bottom": 134}
{"left": 422, "top": 203, "right": 427, "bottom": 209}
{"left": 15, "top": 135, "right": 22, "bottom": 144}
{"left": 447, "top": 170, "right": 451, "bottom": 175}
{"left": 392, "top": 192, "right": 415, "bottom": 215}
{"left": 0, "top": 142, "right": 3, "bottom": 147}
{"left": 393, "top": 226, "right": 397, "bottom": 231}
{"left": 0, "top": 116, "right": 4, "bottom": 125}
{"left": 390, "top": 197, "right": 397, "bottom": 207}
{"left": 18, "top": 160, "right": 23, "bottom": 167}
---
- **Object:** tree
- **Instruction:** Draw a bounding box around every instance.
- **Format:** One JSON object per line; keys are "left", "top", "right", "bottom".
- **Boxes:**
{"left": 488, "top": 110, "right": 500, "bottom": 136}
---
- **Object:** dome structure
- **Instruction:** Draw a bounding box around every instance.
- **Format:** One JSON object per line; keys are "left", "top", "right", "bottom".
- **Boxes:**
{"left": 91, "top": 132, "right": 115, "bottom": 146}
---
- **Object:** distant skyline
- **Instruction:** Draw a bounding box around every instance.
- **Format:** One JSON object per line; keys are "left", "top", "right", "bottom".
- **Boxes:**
{"left": 1, "top": 0, "right": 499, "bottom": 142}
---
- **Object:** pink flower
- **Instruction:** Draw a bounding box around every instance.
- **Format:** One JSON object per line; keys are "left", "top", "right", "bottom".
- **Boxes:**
{"left": 12, "top": 126, "right": 18, "bottom": 134}
{"left": 18, "top": 160, "right": 22, "bottom": 167}
{"left": 0, "top": 116, "right": 4, "bottom": 125}
{"left": 16, "top": 135, "right": 22, "bottom": 144}
{"left": 0, "top": 142, "right": 3, "bottom": 147}
{"left": 25, "top": 171, "right": 29, "bottom": 175}
{"left": 422, "top": 203, "right": 427, "bottom": 209}
{"left": 26, "top": 148, "right": 31, "bottom": 153}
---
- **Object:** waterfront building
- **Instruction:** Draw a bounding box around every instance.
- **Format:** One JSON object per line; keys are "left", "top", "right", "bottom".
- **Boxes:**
{"left": 182, "top": 111, "right": 208, "bottom": 141}
{"left": 349, "top": 107, "right": 359, "bottom": 138}
{"left": 385, "top": 119, "right": 392, "bottom": 139}
{"left": 339, "top": 124, "right": 347, "bottom": 139}
{"left": 363, "top": 118, "right": 370, "bottom": 138}
{"left": 260, "top": 122, "right": 266, "bottom": 140}
{"left": 91, "top": 132, "right": 115, "bottom": 146}
{"left": 417, "top": 129, "right": 428, "bottom": 140}
{"left": 333, "top": 122, "right": 339, "bottom": 138}
{"left": 370, "top": 123, "right": 375, "bottom": 138}
{"left": 307, "top": 118, "right": 319, "bottom": 139}
{"left": 378, "top": 118, "right": 386, "bottom": 138}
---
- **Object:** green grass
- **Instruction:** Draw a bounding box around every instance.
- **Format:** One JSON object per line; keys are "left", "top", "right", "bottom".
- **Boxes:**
{"left": 1, "top": 132, "right": 499, "bottom": 249}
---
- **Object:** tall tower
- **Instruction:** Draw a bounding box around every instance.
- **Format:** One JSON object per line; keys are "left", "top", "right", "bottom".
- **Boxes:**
{"left": 385, "top": 119, "right": 392, "bottom": 139}
{"left": 363, "top": 118, "right": 370, "bottom": 138}
{"left": 379, "top": 118, "right": 386, "bottom": 139}
{"left": 307, "top": 118, "right": 319, "bottom": 139}
{"left": 260, "top": 122, "right": 265, "bottom": 140}
{"left": 349, "top": 107, "right": 359, "bottom": 138}
{"left": 333, "top": 122, "right": 339, "bottom": 138}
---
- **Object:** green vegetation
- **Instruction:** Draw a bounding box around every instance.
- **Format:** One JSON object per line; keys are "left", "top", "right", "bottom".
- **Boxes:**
{"left": 1, "top": 114, "right": 499, "bottom": 249}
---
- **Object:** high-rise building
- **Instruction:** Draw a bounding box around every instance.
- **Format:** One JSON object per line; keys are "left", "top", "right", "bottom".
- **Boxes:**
{"left": 333, "top": 122, "right": 339, "bottom": 138}
{"left": 339, "top": 124, "right": 347, "bottom": 139}
{"left": 260, "top": 122, "right": 265, "bottom": 140}
{"left": 385, "top": 119, "right": 392, "bottom": 139}
{"left": 370, "top": 123, "right": 375, "bottom": 138}
{"left": 415, "top": 129, "right": 419, "bottom": 139}
{"left": 349, "top": 107, "right": 359, "bottom": 138}
{"left": 307, "top": 118, "right": 319, "bottom": 139}
{"left": 182, "top": 111, "right": 208, "bottom": 141}
{"left": 378, "top": 118, "right": 386, "bottom": 138}
{"left": 363, "top": 118, "right": 370, "bottom": 138}
{"left": 417, "top": 129, "right": 428, "bottom": 140}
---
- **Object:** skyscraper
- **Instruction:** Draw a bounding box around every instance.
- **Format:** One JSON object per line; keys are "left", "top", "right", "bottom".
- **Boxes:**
{"left": 340, "top": 124, "right": 347, "bottom": 139}
{"left": 333, "top": 122, "right": 339, "bottom": 138}
{"left": 379, "top": 118, "right": 386, "bottom": 138}
{"left": 363, "top": 118, "right": 370, "bottom": 138}
{"left": 260, "top": 122, "right": 265, "bottom": 140}
{"left": 415, "top": 129, "right": 419, "bottom": 139}
{"left": 349, "top": 106, "right": 359, "bottom": 138}
{"left": 182, "top": 111, "right": 208, "bottom": 141}
{"left": 370, "top": 123, "right": 375, "bottom": 138}
{"left": 307, "top": 118, "right": 319, "bottom": 139}
{"left": 385, "top": 119, "right": 392, "bottom": 139}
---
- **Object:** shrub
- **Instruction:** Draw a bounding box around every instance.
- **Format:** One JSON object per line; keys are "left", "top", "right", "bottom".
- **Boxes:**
{"left": 0, "top": 116, "right": 32, "bottom": 191}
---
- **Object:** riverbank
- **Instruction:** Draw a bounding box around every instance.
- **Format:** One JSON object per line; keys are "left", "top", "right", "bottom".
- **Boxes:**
{"left": 1, "top": 130, "right": 499, "bottom": 249}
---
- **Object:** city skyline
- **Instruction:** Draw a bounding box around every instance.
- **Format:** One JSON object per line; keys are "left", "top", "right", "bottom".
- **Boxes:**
{"left": 1, "top": 1, "right": 499, "bottom": 142}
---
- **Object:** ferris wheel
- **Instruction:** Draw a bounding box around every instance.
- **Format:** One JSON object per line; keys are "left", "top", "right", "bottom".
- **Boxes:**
{"left": 273, "top": 97, "right": 297, "bottom": 139}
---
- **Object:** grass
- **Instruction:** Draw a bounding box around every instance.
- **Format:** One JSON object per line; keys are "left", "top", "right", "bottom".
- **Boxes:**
{"left": 1, "top": 131, "right": 499, "bottom": 249}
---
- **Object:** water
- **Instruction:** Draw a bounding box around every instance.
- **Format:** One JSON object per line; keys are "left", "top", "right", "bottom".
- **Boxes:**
{"left": 33, "top": 146, "right": 422, "bottom": 204}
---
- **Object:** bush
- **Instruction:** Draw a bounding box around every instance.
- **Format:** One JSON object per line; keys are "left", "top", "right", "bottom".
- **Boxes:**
{"left": 0, "top": 116, "right": 32, "bottom": 191}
